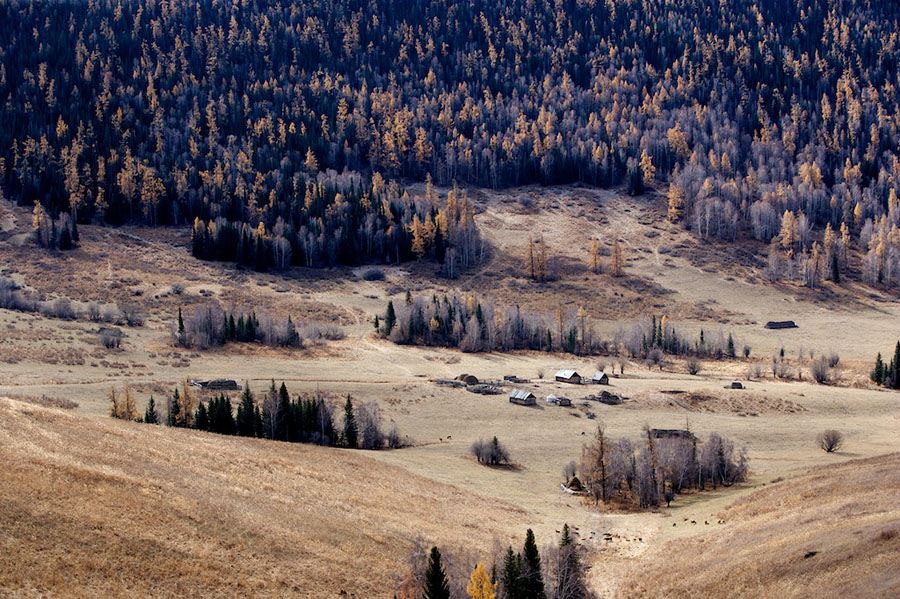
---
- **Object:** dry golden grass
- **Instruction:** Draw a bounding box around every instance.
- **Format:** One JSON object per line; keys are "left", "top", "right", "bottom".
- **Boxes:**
{"left": 0, "top": 397, "right": 526, "bottom": 598}
{"left": 619, "top": 453, "right": 900, "bottom": 598}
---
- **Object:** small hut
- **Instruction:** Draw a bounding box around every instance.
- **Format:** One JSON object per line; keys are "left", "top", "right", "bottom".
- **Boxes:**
{"left": 590, "top": 371, "right": 610, "bottom": 385}
{"left": 729, "top": 381, "right": 745, "bottom": 389}
{"left": 456, "top": 373, "right": 480, "bottom": 385}
{"left": 509, "top": 389, "right": 537, "bottom": 406}
{"left": 555, "top": 369, "right": 582, "bottom": 384}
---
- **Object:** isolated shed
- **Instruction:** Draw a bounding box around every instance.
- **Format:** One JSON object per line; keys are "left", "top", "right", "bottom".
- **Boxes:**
{"left": 456, "top": 374, "right": 479, "bottom": 385}
{"left": 555, "top": 369, "right": 582, "bottom": 384}
{"left": 509, "top": 389, "right": 537, "bottom": 406}
{"left": 729, "top": 381, "right": 745, "bottom": 389}
{"left": 590, "top": 371, "right": 610, "bottom": 385}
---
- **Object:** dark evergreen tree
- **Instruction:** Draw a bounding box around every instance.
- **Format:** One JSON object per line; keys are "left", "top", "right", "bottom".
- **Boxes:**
{"left": 144, "top": 395, "right": 159, "bottom": 425}
{"left": 278, "top": 382, "right": 292, "bottom": 441}
{"left": 521, "top": 529, "right": 546, "bottom": 599}
{"left": 422, "top": 546, "right": 450, "bottom": 599}
{"left": 195, "top": 401, "right": 209, "bottom": 431}
{"left": 873, "top": 352, "right": 885, "bottom": 384}
{"left": 343, "top": 395, "right": 358, "bottom": 448}
{"left": 384, "top": 301, "right": 396, "bottom": 335}
{"left": 501, "top": 547, "right": 524, "bottom": 599}
{"left": 167, "top": 387, "right": 181, "bottom": 427}
{"left": 236, "top": 386, "right": 256, "bottom": 437}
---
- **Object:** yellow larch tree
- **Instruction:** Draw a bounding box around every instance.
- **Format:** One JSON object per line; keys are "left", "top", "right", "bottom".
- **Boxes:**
{"left": 610, "top": 239, "right": 624, "bottom": 277}
{"left": 590, "top": 236, "right": 601, "bottom": 273}
{"left": 466, "top": 563, "right": 496, "bottom": 599}
{"left": 667, "top": 183, "right": 685, "bottom": 222}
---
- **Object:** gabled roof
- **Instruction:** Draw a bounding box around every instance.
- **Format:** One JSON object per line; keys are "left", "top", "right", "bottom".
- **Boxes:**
{"left": 555, "top": 369, "right": 580, "bottom": 378}
{"left": 509, "top": 389, "right": 535, "bottom": 400}
{"left": 592, "top": 371, "right": 608, "bottom": 379}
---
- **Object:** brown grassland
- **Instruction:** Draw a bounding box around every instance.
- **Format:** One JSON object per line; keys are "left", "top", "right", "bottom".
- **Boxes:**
{"left": 2, "top": 187, "right": 900, "bottom": 596}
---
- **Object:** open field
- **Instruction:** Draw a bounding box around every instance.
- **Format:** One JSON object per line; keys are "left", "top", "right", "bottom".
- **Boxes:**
{"left": 2, "top": 187, "right": 900, "bottom": 595}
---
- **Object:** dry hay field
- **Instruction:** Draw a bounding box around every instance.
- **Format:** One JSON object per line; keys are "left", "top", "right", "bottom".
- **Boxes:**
{"left": 2, "top": 187, "right": 900, "bottom": 596}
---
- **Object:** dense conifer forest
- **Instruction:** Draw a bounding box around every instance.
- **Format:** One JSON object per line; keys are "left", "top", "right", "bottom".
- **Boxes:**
{"left": 3, "top": 0, "right": 900, "bottom": 277}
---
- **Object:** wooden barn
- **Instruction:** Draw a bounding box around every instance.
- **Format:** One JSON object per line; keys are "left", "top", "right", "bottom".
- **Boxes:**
{"left": 555, "top": 369, "right": 582, "bottom": 384}
{"left": 590, "top": 371, "right": 610, "bottom": 385}
{"left": 509, "top": 389, "right": 537, "bottom": 406}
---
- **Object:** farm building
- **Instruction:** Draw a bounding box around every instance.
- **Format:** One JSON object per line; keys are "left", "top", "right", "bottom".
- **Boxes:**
{"left": 456, "top": 374, "right": 480, "bottom": 385}
{"left": 509, "top": 389, "right": 537, "bottom": 406}
{"left": 590, "top": 371, "right": 610, "bottom": 385}
{"left": 191, "top": 379, "right": 241, "bottom": 391}
{"left": 729, "top": 381, "right": 745, "bottom": 389}
{"left": 649, "top": 428, "right": 697, "bottom": 441}
{"left": 555, "top": 369, "right": 582, "bottom": 384}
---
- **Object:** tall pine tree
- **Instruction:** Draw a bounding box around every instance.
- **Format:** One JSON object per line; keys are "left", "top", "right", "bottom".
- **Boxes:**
{"left": 423, "top": 546, "right": 451, "bottom": 599}
{"left": 521, "top": 529, "right": 545, "bottom": 599}
{"left": 343, "top": 395, "right": 358, "bottom": 448}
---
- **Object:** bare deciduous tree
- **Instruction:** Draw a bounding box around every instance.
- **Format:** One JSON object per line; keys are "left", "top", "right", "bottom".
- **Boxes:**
{"left": 817, "top": 429, "right": 844, "bottom": 453}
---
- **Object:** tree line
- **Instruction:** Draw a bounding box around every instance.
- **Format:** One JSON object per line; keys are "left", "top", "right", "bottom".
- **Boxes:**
{"left": 111, "top": 381, "right": 403, "bottom": 450}
{"left": 871, "top": 341, "right": 900, "bottom": 389}
{"left": 398, "top": 526, "right": 592, "bottom": 599}
{"left": 575, "top": 424, "right": 748, "bottom": 510}
{"left": 174, "top": 304, "right": 343, "bottom": 350}
{"left": 381, "top": 293, "right": 746, "bottom": 360}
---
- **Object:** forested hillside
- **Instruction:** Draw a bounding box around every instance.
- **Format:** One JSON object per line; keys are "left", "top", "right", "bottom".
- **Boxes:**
{"left": 3, "top": 0, "right": 900, "bottom": 277}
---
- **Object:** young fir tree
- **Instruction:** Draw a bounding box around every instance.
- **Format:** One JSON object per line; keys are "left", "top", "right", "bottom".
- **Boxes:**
{"left": 177, "top": 307, "right": 185, "bottom": 336}
{"left": 385, "top": 300, "right": 397, "bottom": 334}
{"left": 521, "top": 529, "right": 546, "bottom": 599}
{"left": 872, "top": 352, "right": 885, "bottom": 384}
{"left": 278, "top": 382, "right": 292, "bottom": 441}
{"left": 423, "top": 546, "right": 451, "bottom": 599}
{"left": 236, "top": 385, "right": 256, "bottom": 436}
{"left": 144, "top": 395, "right": 159, "bottom": 424}
{"left": 727, "top": 333, "right": 736, "bottom": 358}
{"left": 167, "top": 387, "right": 182, "bottom": 427}
{"left": 343, "top": 395, "right": 358, "bottom": 448}
{"left": 254, "top": 405, "right": 264, "bottom": 437}
{"left": 500, "top": 547, "right": 524, "bottom": 599}
{"left": 195, "top": 401, "right": 209, "bottom": 430}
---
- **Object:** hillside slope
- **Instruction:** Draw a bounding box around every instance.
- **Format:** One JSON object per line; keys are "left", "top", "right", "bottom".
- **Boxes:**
{"left": 620, "top": 453, "right": 900, "bottom": 598}
{"left": 0, "top": 397, "right": 526, "bottom": 598}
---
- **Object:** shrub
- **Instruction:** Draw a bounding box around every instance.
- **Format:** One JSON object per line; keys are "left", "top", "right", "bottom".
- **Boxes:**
{"left": 121, "top": 304, "right": 145, "bottom": 326}
{"left": 99, "top": 330, "right": 122, "bottom": 349}
{"left": 45, "top": 298, "right": 75, "bottom": 320}
{"left": 817, "top": 429, "right": 844, "bottom": 453}
{"left": 361, "top": 268, "right": 385, "bottom": 281}
{"left": 471, "top": 436, "right": 510, "bottom": 466}
{"left": 171, "top": 282, "right": 185, "bottom": 295}
{"left": 827, "top": 352, "right": 840, "bottom": 368}
{"left": 810, "top": 356, "right": 830, "bottom": 384}
{"left": 686, "top": 356, "right": 702, "bottom": 375}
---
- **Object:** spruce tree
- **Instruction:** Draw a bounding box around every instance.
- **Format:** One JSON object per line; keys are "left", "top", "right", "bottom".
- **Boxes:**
{"left": 521, "top": 529, "right": 545, "bottom": 599}
{"left": 195, "top": 402, "right": 209, "bottom": 430}
{"left": 727, "top": 334, "right": 735, "bottom": 358}
{"left": 254, "top": 405, "right": 264, "bottom": 437}
{"left": 167, "top": 387, "right": 182, "bottom": 427}
{"left": 385, "top": 300, "right": 396, "bottom": 334}
{"left": 177, "top": 307, "right": 185, "bottom": 336}
{"left": 278, "top": 382, "right": 292, "bottom": 441}
{"left": 893, "top": 342, "right": 900, "bottom": 389}
{"left": 423, "top": 546, "right": 451, "bottom": 599}
{"left": 236, "top": 386, "right": 256, "bottom": 436}
{"left": 873, "top": 352, "right": 884, "bottom": 384}
{"left": 500, "top": 547, "right": 524, "bottom": 599}
{"left": 144, "top": 395, "right": 159, "bottom": 425}
{"left": 343, "top": 395, "right": 358, "bottom": 448}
